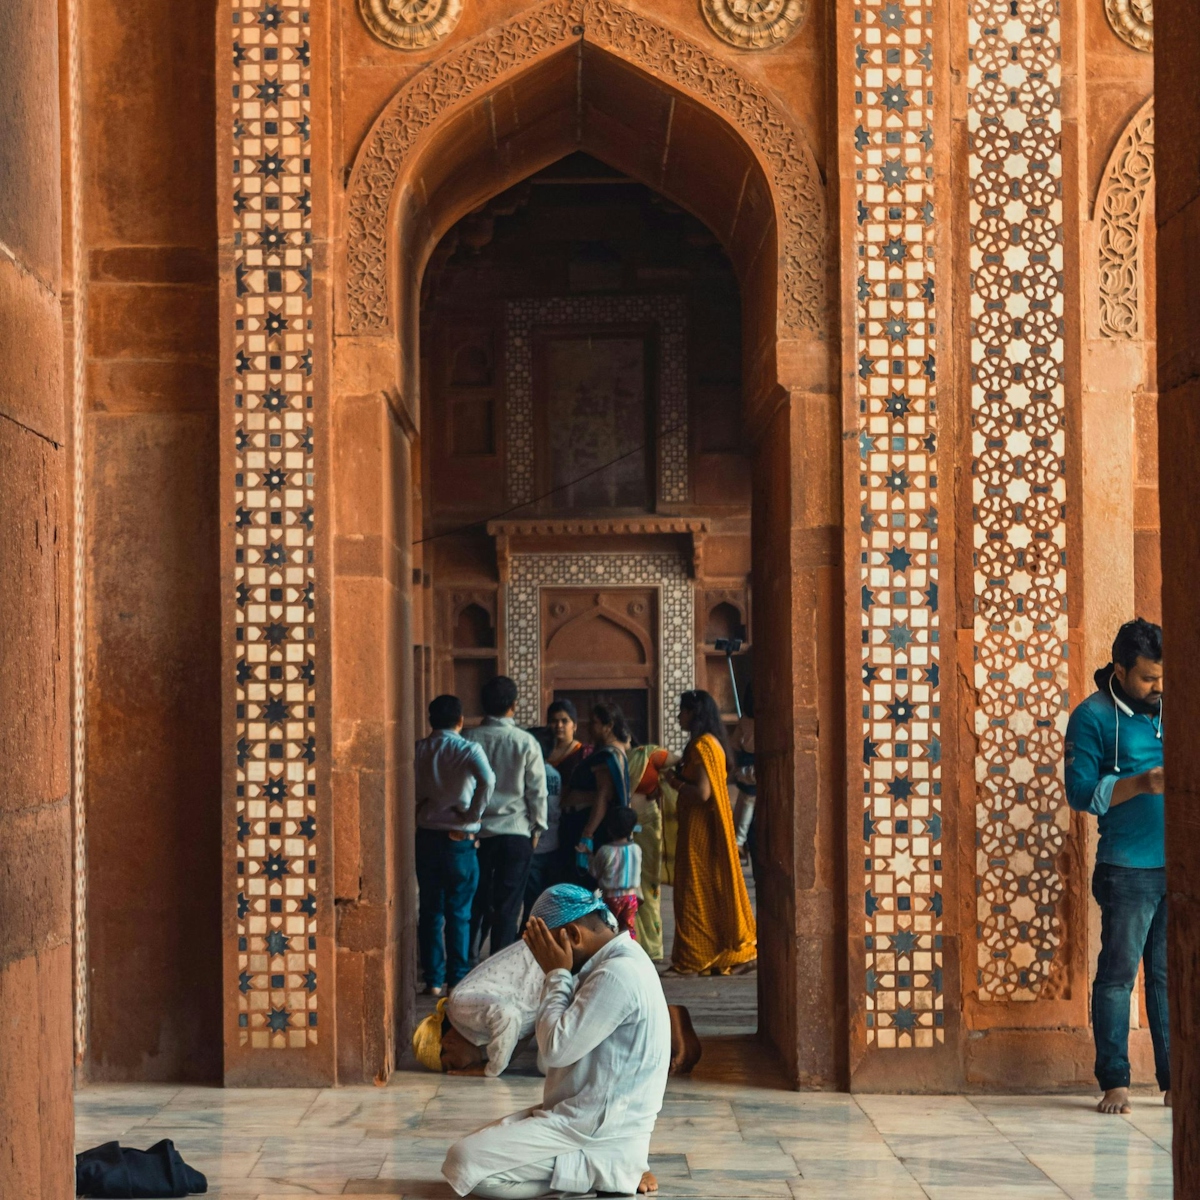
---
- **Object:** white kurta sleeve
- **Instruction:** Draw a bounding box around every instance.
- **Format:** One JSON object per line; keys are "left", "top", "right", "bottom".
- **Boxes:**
{"left": 535, "top": 963, "right": 634, "bottom": 1070}
{"left": 482, "top": 1002, "right": 525, "bottom": 1077}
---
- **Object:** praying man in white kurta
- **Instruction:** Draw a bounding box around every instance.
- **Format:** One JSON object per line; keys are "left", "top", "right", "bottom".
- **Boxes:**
{"left": 442, "top": 884, "right": 671, "bottom": 1199}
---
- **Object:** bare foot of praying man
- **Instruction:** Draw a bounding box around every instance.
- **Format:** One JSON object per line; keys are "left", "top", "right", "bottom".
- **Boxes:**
{"left": 1097, "top": 1087, "right": 1132, "bottom": 1114}
{"left": 638, "top": 1171, "right": 658, "bottom": 1193}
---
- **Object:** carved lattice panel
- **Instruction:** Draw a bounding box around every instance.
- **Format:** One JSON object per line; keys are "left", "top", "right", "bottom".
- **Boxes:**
{"left": 968, "top": 0, "right": 1069, "bottom": 1001}
{"left": 853, "top": 0, "right": 944, "bottom": 1047}
{"left": 227, "top": 0, "right": 320, "bottom": 1049}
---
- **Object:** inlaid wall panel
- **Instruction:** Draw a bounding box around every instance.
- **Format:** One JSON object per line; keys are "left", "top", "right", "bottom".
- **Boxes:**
{"left": 221, "top": 0, "right": 331, "bottom": 1074}
{"left": 505, "top": 553, "right": 694, "bottom": 730}
{"left": 850, "top": 0, "right": 945, "bottom": 1048}
{"left": 967, "top": 0, "right": 1069, "bottom": 1002}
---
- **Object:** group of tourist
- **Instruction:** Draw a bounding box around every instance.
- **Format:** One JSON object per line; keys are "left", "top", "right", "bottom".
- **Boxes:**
{"left": 411, "top": 677, "right": 754, "bottom": 1198}
{"left": 409, "top": 614, "right": 1168, "bottom": 1200}
{"left": 414, "top": 676, "right": 758, "bottom": 995}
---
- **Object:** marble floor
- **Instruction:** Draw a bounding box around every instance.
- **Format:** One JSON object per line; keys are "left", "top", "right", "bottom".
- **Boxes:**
{"left": 75, "top": 1068, "right": 1173, "bottom": 1200}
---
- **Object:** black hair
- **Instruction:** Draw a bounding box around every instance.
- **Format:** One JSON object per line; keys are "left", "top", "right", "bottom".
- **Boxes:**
{"left": 527, "top": 725, "right": 555, "bottom": 757}
{"left": 607, "top": 805, "right": 638, "bottom": 841}
{"left": 679, "top": 689, "right": 735, "bottom": 780}
{"left": 1112, "top": 617, "right": 1162, "bottom": 669}
{"left": 572, "top": 910, "right": 613, "bottom": 932}
{"left": 592, "top": 702, "right": 630, "bottom": 743}
{"left": 548, "top": 698, "right": 578, "bottom": 724}
{"left": 481, "top": 675, "right": 519, "bottom": 717}
{"left": 428, "top": 694, "right": 463, "bottom": 730}
{"left": 741, "top": 679, "right": 755, "bottom": 719}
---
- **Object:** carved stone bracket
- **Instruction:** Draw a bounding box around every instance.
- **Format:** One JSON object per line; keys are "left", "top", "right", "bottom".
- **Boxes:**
{"left": 344, "top": 0, "right": 826, "bottom": 338}
{"left": 1097, "top": 97, "right": 1154, "bottom": 340}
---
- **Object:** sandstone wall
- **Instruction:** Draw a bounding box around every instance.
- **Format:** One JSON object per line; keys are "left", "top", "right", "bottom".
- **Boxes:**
{"left": 0, "top": 0, "right": 75, "bottom": 1191}
{"left": 80, "top": 0, "right": 223, "bottom": 1080}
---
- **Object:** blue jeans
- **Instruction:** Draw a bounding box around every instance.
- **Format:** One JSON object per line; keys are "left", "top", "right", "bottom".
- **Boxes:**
{"left": 1092, "top": 863, "right": 1170, "bottom": 1092}
{"left": 416, "top": 830, "right": 479, "bottom": 990}
{"left": 522, "top": 850, "right": 556, "bottom": 927}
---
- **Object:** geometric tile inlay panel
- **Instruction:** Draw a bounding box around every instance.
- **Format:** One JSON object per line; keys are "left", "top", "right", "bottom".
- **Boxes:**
{"left": 504, "top": 295, "right": 688, "bottom": 508}
{"left": 229, "top": 0, "right": 319, "bottom": 1047}
{"left": 505, "top": 553, "right": 694, "bottom": 731}
{"left": 968, "top": 0, "right": 1069, "bottom": 1001}
{"left": 852, "top": 0, "right": 944, "bottom": 1047}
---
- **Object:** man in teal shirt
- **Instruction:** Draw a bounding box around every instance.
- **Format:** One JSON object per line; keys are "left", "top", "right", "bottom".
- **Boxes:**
{"left": 1065, "top": 618, "right": 1166, "bottom": 1114}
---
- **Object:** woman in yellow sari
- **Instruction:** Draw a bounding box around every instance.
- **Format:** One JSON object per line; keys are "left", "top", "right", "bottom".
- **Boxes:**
{"left": 663, "top": 690, "right": 757, "bottom": 975}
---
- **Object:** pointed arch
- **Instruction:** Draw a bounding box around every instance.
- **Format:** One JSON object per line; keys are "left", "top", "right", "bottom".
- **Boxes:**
{"left": 343, "top": 0, "right": 826, "bottom": 342}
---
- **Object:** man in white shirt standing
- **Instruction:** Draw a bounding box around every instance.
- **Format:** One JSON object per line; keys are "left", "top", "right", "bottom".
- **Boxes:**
{"left": 465, "top": 677, "right": 548, "bottom": 957}
{"left": 442, "top": 884, "right": 670, "bottom": 1199}
{"left": 414, "top": 695, "right": 496, "bottom": 995}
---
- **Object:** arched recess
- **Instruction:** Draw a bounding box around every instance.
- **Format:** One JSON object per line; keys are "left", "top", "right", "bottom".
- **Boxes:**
{"left": 342, "top": 0, "right": 827, "bottom": 413}
{"left": 547, "top": 605, "right": 652, "bottom": 666}
{"left": 332, "top": 0, "right": 843, "bottom": 1088}
{"left": 1097, "top": 96, "right": 1155, "bottom": 342}
{"left": 1084, "top": 96, "right": 1159, "bottom": 651}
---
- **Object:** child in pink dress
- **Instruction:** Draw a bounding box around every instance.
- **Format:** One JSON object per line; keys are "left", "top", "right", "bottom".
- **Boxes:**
{"left": 590, "top": 806, "right": 643, "bottom": 938}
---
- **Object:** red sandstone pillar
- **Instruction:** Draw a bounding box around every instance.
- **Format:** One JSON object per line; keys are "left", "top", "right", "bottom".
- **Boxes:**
{"left": 1154, "top": 3, "right": 1200, "bottom": 1195}
{"left": 0, "top": 0, "right": 74, "bottom": 1194}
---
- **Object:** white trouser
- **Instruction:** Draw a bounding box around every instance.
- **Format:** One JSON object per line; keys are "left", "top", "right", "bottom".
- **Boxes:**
{"left": 469, "top": 1159, "right": 556, "bottom": 1199}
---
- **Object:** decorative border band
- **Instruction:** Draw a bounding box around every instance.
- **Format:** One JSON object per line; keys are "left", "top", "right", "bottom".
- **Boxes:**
{"left": 852, "top": 0, "right": 945, "bottom": 1049}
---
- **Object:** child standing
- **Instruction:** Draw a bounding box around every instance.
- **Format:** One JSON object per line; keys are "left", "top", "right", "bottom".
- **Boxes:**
{"left": 590, "top": 806, "right": 642, "bottom": 938}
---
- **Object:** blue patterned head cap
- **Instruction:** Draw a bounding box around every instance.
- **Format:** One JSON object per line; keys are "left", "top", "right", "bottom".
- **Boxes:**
{"left": 529, "top": 883, "right": 614, "bottom": 930}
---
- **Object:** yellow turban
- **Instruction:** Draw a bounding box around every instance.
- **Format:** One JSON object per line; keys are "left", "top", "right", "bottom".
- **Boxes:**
{"left": 413, "top": 998, "right": 449, "bottom": 1072}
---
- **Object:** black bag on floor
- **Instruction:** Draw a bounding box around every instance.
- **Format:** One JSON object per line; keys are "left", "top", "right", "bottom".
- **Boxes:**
{"left": 75, "top": 1139, "right": 208, "bottom": 1198}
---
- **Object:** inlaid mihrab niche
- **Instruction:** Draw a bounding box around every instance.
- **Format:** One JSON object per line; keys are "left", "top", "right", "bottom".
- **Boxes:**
{"left": 229, "top": 0, "right": 320, "bottom": 1049}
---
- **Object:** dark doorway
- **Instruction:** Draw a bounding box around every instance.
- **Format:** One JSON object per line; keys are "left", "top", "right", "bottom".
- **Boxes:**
{"left": 554, "top": 687, "right": 649, "bottom": 746}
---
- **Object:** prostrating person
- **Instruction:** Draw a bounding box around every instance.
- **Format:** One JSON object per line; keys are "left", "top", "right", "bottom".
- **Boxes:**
{"left": 412, "top": 939, "right": 545, "bottom": 1078}
{"left": 662, "top": 689, "right": 757, "bottom": 976}
{"left": 1065, "top": 617, "right": 1168, "bottom": 1114}
{"left": 412, "top": 913, "right": 701, "bottom": 1080}
{"left": 466, "top": 676, "right": 548, "bottom": 958}
{"left": 442, "top": 884, "right": 670, "bottom": 1199}
{"left": 414, "top": 694, "right": 496, "bottom": 996}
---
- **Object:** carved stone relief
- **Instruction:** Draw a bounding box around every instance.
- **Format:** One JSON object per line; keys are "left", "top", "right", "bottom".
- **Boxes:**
{"left": 1098, "top": 99, "right": 1155, "bottom": 340}
{"left": 344, "top": 0, "right": 825, "bottom": 337}
{"left": 1104, "top": 0, "right": 1153, "bottom": 52}
{"left": 700, "top": 0, "right": 807, "bottom": 50}
{"left": 358, "top": 0, "right": 462, "bottom": 50}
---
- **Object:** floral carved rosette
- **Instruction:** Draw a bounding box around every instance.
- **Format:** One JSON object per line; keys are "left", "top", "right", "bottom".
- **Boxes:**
{"left": 1104, "top": 0, "right": 1152, "bottom": 52}
{"left": 701, "top": 0, "right": 807, "bottom": 48}
{"left": 359, "top": 0, "right": 462, "bottom": 49}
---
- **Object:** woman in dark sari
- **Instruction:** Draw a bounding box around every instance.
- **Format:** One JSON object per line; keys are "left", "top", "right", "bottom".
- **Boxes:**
{"left": 561, "top": 703, "right": 632, "bottom": 882}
